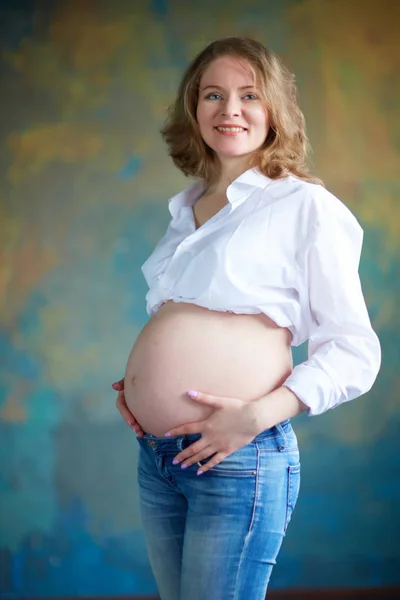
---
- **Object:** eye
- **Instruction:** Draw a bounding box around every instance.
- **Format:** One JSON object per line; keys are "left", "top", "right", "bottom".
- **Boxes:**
{"left": 205, "top": 93, "right": 222, "bottom": 101}
{"left": 243, "top": 93, "right": 258, "bottom": 100}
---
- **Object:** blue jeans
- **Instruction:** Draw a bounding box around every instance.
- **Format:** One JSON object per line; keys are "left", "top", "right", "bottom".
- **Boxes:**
{"left": 136, "top": 419, "right": 300, "bottom": 600}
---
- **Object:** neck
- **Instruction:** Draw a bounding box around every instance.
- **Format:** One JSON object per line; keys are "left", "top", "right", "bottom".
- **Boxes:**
{"left": 208, "top": 156, "right": 253, "bottom": 195}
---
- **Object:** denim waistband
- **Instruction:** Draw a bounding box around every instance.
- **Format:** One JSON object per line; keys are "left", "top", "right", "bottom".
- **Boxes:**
{"left": 140, "top": 419, "right": 292, "bottom": 448}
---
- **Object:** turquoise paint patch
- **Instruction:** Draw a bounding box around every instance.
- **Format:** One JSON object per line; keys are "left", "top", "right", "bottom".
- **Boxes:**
{"left": 0, "top": 332, "right": 39, "bottom": 397}
{"left": 26, "top": 386, "right": 65, "bottom": 426}
{"left": 117, "top": 156, "right": 142, "bottom": 180}
{"left": 234, "top": 0, "right": 292, "bottom": 55}
{"left": 291, "top": 341, "right": 308, "bottom": 366}
{"left": 1, "top": 499, "right": 157, "bottom": 596}
{"left": 0, "top": 424, "right": 56, "bottom": 550}
{"left": 151, "top": 0, "right": 169, "bottom": 18}
{"left": 0, "top": 0, "right": 35, "bottom": 50}
{"left": 112, "top": 200, "right": 169, "bottom": 271}
{"left": 0, "top": 291, "right": 48, "bottom": 401}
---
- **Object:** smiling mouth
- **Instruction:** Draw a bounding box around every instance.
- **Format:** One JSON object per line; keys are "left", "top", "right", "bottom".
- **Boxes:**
{"left": 215, "top": 126, "right": 247, "bottom": 133}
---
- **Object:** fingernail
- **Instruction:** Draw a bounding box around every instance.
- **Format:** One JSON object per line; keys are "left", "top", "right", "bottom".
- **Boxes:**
{"left": 181, "top": 463, "right": 188, "bottom": 469}
{"left": 197, "top": 470, "right": 204, "bottom": 476}
{"left": 187, "top": 390, "right": 198, "bottom": 398}
{"left": 172, "top": 459, "right": 180, "bottom": 465}
{"left": 164, "top": 432, "right": 171, "bottom": 437}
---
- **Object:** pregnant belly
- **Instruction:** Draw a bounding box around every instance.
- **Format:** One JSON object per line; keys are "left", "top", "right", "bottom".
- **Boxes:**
{"left": 123, "top": 301, "right": 293, "bottom": 437}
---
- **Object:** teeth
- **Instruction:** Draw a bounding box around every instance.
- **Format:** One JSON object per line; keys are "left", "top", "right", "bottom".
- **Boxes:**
{"left": 216, "top": 127, "right": 246, "bottom": 132}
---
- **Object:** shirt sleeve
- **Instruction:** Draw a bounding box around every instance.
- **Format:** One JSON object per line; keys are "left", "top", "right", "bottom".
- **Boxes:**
{"left": 141, "top": 220, "right": 179, "bottom": 317}
{"left": 283, "top": 196, "right": 381, "bottom": 416}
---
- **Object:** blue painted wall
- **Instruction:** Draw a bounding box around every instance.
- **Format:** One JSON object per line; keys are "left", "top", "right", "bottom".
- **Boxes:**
{"left": 1, "top": 0, "right": 399, "bottom": 596}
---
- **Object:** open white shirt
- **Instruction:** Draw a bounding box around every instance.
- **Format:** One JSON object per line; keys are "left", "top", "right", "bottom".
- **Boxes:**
{"left": 141, "top": 168, "right": 381, "bottom": 416}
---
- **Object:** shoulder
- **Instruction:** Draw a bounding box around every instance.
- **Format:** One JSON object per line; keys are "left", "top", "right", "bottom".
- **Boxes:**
{"left": 265, "top": 175, "right": 362, "bottom": 233}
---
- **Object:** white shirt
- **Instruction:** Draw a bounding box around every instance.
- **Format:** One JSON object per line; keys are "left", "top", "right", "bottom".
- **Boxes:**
{"left": 141, "top": 168, "right": 381, "bottom": 416}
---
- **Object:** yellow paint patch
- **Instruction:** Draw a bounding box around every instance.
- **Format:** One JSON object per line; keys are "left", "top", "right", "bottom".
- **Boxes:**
{"left": 0, "top": 218, "right": 57, "bottom": 327}
{"left": 288, "top": 0, "right": 400, "bottom": 247}
{"left": 50, "top": 0, "right": 128, "bottom": 70}
{"left": 7, "top": 124, "right": 103, "bottom": 182}
{"left": 1, "top": 387, "right": 28, "bottom": 422}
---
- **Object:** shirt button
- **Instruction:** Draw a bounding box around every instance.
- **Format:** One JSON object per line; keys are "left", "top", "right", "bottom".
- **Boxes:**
{"left": 148, "top": 440, "right": 156, "bottom": 448}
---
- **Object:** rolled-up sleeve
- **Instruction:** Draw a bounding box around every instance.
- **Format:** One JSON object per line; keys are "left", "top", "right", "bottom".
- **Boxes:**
{"left": 283, "top": 198, "right": 381, "bottom": 416}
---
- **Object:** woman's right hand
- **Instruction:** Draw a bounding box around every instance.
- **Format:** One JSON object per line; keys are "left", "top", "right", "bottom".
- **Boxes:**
{"left": 113, "top": 378, "right": 145, "bottom": 438}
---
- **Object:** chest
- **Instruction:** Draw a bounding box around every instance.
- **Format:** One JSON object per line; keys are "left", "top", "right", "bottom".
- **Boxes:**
{"left": 192, "top": 193, "right": 229, "bottom": 229}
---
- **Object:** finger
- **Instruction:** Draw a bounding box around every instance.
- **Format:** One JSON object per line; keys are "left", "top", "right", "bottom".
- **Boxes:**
{"left": 126, "top": 417, "right": 145, "bottom": 437}
{"left": 187, "top": 390, "right": 225, "bottom": 408}
{"left": 172, "top": 440, "right": 209, "bottom": 466}
{"left": 165, "top": 420, "right": 205, "bottom": 437}
{"left": 116, "top": 394, "right": 143, "bottom": 436}
{"left": 196, "top": 452, "right": 228, "bottom": 475}
{"left": 175, "top": 445, "right": 216, "bottom": 469}
{"left": 129, "top": 419, "right": 144, "bottom": 437}
{"left": 112, "top": 377, "right": 124, "bottom": 391}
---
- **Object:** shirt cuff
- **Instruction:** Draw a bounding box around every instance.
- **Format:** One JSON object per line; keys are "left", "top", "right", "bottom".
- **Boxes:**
{"left": 283, "top": 363, "right": 340, "bottom": 416}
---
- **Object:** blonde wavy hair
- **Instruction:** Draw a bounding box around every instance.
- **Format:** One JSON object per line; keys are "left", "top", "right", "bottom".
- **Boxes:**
{"left": 161, "top": 37, "right": 323, "bottom": 186}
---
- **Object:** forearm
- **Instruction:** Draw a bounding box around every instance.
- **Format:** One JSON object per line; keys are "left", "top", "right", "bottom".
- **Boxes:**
{"left": 250, "top": 385, "right": 308, "bottom": 434}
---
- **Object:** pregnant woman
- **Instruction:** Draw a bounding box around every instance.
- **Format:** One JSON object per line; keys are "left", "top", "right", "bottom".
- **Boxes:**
{"left": 112, "top": 37, "right": 381, "bottom": 600}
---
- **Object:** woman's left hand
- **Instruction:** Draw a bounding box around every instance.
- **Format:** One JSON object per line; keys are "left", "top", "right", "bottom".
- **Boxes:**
{"left": 165, "top": 390, "right": 261, "bottom": 475}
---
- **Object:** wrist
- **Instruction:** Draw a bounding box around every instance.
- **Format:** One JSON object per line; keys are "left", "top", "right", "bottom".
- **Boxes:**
{"left": 251, "top": 385, "right": 308, "bottom": 434}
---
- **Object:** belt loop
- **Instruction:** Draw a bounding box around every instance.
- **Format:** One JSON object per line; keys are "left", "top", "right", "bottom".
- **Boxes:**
{"left": 275, "top": 423, "right": 287, "bottom": 451}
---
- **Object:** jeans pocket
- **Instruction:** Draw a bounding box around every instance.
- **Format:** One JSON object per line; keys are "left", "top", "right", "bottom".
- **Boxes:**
{"left": 196, "top": 446, "right": 257, "bottom": 478}
{"left": 284, "top": 463, "right": 301, "bottom": 532}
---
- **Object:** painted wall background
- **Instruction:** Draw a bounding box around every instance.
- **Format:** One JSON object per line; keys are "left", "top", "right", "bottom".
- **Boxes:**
{"left": 0, "top": 0, "right": 399, "bottom": 596}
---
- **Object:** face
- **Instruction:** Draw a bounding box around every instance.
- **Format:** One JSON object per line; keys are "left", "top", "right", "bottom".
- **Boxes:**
{"left": 196, "top": 55, "right": 270, "bottom": 166}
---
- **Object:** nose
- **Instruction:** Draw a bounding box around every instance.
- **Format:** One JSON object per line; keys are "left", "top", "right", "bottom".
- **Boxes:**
{"left": 221, "top": 95, "right": 241, "bottom": 118}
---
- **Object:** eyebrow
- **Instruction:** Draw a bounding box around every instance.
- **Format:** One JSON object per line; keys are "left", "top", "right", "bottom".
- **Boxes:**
{"left": 200, "top": 85, "right": 256, "bottom": 91}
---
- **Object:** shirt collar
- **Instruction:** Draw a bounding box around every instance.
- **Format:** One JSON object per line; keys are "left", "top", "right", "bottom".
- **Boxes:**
{"left": 168, "top": 167, "right": 271, "bottom": 220}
